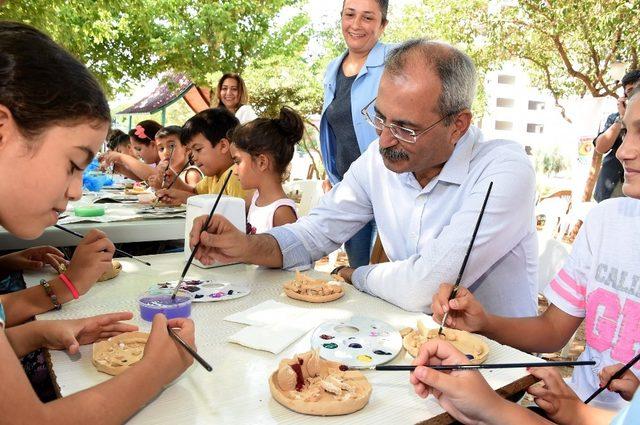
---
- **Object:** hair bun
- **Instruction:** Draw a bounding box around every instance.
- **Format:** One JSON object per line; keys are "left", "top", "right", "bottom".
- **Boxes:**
{"left": 274, "top": 106, "right": 304, "bottom": 146}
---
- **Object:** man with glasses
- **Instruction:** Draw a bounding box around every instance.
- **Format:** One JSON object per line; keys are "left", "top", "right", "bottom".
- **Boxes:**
{"left": 188, "top": 39, "right": 538, "bottom": 317}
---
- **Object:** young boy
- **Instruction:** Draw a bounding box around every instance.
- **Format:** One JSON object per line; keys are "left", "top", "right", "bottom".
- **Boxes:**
{"left": 415, "top": 85, "right": 640, "bottom": 423}
{"left": 156, "top": 108, "right": 248, "bottom": 205}
{"left": 147, "top": 126, "right": 202, "bottom": 190}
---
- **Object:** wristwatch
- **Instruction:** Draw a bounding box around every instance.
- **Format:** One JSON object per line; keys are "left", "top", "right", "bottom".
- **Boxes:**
{"left": 614, "top": 115, "right": 623, "bottom": 124}
{"left": 330, "top": 265, "right": 349, "bottom": 276}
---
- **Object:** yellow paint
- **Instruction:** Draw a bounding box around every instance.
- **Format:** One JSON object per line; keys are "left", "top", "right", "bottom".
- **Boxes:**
{"left": 357, "top": 355, "right": 373, "bottom": 363}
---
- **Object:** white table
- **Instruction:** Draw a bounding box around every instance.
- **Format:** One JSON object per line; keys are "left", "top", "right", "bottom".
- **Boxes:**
{"left": 0, "top": 193, "right": 186, "bottom": 250}
{"left": 31, "top": 253, "right": 540, "bottom": 424}
{"left": 0, "top": 219, "right": 185, "bottom": 250}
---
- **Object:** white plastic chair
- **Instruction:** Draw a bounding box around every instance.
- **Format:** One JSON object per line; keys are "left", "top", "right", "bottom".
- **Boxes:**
{"left": 283, "top": 179, "right": 325, "bottom": 217}
{"left": 537, "top": 236, "right": 571, "bottom": 293}
{"left": 536, "top": 196, "right": 571, "bottom": 239}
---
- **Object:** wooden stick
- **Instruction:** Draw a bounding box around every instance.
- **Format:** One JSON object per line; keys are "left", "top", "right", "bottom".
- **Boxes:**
{"left": 171, "top": 169, "right": 233, "bottom": 299}
{"left": 167, "top": 325, "right": 213, "bottom": 372}
{"left": 584, "top": 352, "right": 640, "bottom": 404}
{"left": 53, "top": 224, "right": 151, "bottom": 267}
{"left": 363, "top": 360, "right": 595, "bottom": 371}
{"left": 439, "top": 181, "right": 493, "bottom": 335}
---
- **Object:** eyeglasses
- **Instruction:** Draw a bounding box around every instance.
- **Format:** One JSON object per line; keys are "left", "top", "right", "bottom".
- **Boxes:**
{"left": 361, "top": 98, "right": 456, "bottom": 144}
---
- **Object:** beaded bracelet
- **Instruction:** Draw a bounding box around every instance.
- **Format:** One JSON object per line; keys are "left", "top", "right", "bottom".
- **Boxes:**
{"left": 40, "top": 279, "right": 62, "bottom": 311}
{"left": 59, "top": 273, "right": 79, "bottom": 299}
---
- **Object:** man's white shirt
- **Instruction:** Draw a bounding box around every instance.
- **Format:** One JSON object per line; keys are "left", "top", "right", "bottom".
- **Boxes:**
{"left": 268, "top": 126, "right": 538, "bottom": 316}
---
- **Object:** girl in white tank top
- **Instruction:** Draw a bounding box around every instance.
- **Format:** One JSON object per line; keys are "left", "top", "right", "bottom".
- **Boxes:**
{"left": 228, "top": 106, "right": 305, "bottom": 233}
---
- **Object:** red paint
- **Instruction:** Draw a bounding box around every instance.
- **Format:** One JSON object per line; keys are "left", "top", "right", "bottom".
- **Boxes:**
{"left": 291, "top": 363, "right": 305, "bottom": 391}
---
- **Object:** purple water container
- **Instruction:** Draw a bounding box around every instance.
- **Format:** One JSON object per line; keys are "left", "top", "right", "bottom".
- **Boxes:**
{"left": 138, "top": 288, "right": 192, "bottom": 322}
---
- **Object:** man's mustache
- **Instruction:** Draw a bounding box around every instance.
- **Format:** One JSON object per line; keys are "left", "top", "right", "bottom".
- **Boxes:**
{"left": 379, "top": 146, "right": 409, "bottom": 162}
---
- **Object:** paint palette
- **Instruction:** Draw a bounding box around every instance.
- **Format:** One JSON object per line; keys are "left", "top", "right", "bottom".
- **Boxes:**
{"left": 310, "top": 316, "right": 402, "bottom": 368}
{"left": 154, "top": 279, "right": 250, "bottom": 303}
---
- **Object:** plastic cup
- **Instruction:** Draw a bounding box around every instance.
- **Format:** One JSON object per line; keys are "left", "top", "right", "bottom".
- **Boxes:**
{"left": 138, "top": 288, "right": 192, "bottom": 322}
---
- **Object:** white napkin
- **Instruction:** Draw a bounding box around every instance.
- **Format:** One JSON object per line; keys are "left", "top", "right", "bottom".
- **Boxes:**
{"left": 224, "top": 300, "right": 324, "bottom": 354}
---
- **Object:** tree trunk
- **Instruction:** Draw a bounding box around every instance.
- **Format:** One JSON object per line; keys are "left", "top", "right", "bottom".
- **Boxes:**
{"left": 582, "top": 150, "right": 602, "bottom": 202}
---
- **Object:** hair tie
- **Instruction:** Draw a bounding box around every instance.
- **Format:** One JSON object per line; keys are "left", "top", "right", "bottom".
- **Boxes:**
{"left": 134, "top": 125, "right": 150, "bottom": 140}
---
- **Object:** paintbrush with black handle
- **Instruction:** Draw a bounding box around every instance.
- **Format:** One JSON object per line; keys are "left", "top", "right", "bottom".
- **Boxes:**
{"left": 439, "top": 181, "right": 493, "bottom": 336}
{"left": 171, "top": 169, "right": 233, "bottom": 300}
{"left": 584, "top": 352, "right": 640, "bottom": 404}
{"left": 53, "top": 224, "right": 151, "bottom": 266}
{"left": 167, "top": 325, "right": 212, "bottom": 372}
{"left": 358, "top": 360, "right": 595, "bottom": 371}
{"left": 152, "top": 160, "right": 192, "bottom": 207}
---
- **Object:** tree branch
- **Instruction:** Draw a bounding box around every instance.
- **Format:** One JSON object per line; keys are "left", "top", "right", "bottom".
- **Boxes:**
{"left": 523, "top": 55, "right": 573, "bottom": 123}
{"left": 552, "top": 34, "right": 601, "bottom": 97}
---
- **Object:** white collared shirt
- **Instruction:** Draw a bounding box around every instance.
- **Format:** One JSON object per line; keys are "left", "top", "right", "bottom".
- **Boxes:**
{"left": 268, "top": 126, "right": 538, "bottom": 316}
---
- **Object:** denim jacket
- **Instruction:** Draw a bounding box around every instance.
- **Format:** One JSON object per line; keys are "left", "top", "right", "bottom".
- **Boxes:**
{"left": 320, "top": 42, "right": 395, "bottom": 185}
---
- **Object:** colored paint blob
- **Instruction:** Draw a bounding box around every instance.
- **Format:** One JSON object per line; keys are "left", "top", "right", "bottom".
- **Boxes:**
{"left": 291, "top": 363, "right": 305, "bottom": 391}
{"left": 357, "top": 355, "right": 373, "bottom": 363}
{"left": 339, "top": 364, "right": 348, "bottom": 371}
{"left": 319, "top": 334, "right": 334, "bottom": 340}
{"left": 210, "top": 291, "right": 225, "bottom": 299}
{"left": 194, "top": 294, "right": 204, "bottom": 299}
{"left": 373, "top": 350, "right": 392, "bottom": 355}
{"left": 348, "top": 343, "right": 363, "bottom": 349}
{"left": 227, "top": 290, "right": 234, "bottom": 295}
{"left": 465, "top": 354, "right": 475, "bottom": 360}
{"left": 323, "top": 343, "right": 338, "bottom": 349}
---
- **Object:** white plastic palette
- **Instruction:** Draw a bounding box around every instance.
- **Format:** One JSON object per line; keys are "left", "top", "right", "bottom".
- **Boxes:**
{"left": 154, "top": 279, "right": 250, "bottom": 303}
{"left": 310, "top": 316, "right": 402, "bottom": 368}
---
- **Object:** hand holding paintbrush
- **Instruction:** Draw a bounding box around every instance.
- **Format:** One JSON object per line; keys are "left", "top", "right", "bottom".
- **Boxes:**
{"left": 584, "top": 351, "right": 640, "bottom": 404}
{"left": 171, "top": 169, "right": 234, "bottom": 300}
{"left": 438, "top": 182, "right": 493, "bottom": 335}
{"left": 152, "top": 160, "right": 192, "bottom": 208}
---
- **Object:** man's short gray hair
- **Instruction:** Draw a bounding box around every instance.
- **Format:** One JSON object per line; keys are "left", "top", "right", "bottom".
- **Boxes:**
{"left": 385, "top": 39, "right": 477, "bottom": 124}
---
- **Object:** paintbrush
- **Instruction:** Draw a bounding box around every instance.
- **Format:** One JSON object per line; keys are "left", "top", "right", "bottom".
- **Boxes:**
{"left": 171, "top": 169, "right": 233, "bottom": 300}
{"left": 150, "top": 145, "right": 175, "bottom": 209}
{"left": 167, "top": 325, "right": 213, "bottom": 372}
{"left": 161, "top": 145, "right": 176, "bottom": 190}
{"left": 351, "top": 360, "right": 595, "bottom": 371}
{"left": 438, "top": 181, "right": 493, "bottom": 336}
{"left": 151, "top": 160, "right": 192, "bottom": 208}
{"left": 584, "top": 352, "right": 640, "bottom": 404}
{"left": 53, "top": 224, "right": 151, "bottom": 266}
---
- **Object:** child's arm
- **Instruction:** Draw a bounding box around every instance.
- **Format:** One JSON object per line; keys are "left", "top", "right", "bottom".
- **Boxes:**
{"left": 0, "top": 314, "right": 194, "bottom": 424}
{"left": 527, "top": 367, "right": 617, "bottom": 425}
{"left": 410, "top": 340, "right": 553, "bottom": 425}
{"left": 272, "top": 205, "right": 297, "bottom": 227}
{"left": 5, "top": 312, "right": 137, "bottom": 357}
{"left": 0, "top": 230, "right": 115, "bottom": 327}
{"left": 113, "top": 163, "right": 140, "bottom": 181}
{"left": 167, "top": 174, "right": 195, "bottom": 193}
{"left": 432, "top": 284, "right": 583, "bottom": 353}
{"left": 0, "top": 246, "right": 68, "bottom": 274}
{"left": 103, "top": 152, "right": 156, "bottom": 181}
{"left": 155, "top": 188, "right": 194, "bottom": 206}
